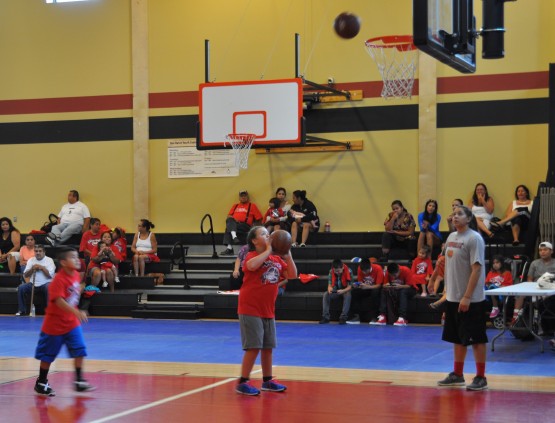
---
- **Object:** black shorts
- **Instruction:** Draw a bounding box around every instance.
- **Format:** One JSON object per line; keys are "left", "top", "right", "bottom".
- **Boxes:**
{"left": 442, "top": 300, "right": 488, "bottom": 346}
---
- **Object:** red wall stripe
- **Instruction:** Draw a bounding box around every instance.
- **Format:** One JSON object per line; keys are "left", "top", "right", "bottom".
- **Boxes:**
{"left": 0, "top": 71, "right": 548, "bottom": 115}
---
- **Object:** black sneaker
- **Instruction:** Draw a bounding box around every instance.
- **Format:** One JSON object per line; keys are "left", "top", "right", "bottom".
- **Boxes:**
{"left": 437, "top": 372, "right": 465, "bottom": 387}
{"left": 44, "top": 236, "right": 54, "bottom": 247}
{"left": 466, "top": 376, "right": 488, "bottom": 391}
{"left": 232, "top": 237, "right": 241, "bottom": 245}
{"left": 319, "top": 318, "right": 330, "bottom": 324}
{"left": 220, "top": 248, "right": 234, "bottom": 256}
{"left": 346, "top": 314, "right": 361, "bottom": 324}
{"left": 75, "top": 379, "right": 96, "bottom": 392}
{"left": 35, "top": 379, "right": 56, "bottom": 396}
{"left": 338, "top": 317, "right": 347, "bottom": 325}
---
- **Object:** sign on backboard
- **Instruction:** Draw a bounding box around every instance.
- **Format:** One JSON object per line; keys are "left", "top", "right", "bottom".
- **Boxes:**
{"left": 197, "top": 78, "right": 304, "bottom": 150}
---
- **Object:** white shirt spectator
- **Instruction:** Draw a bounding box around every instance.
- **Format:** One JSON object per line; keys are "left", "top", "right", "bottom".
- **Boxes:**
{"left": 59, "top": 201, "right": 91, "bottom": 225}
{"left": 25, "top": 256, "right": 56, "bottom": 287}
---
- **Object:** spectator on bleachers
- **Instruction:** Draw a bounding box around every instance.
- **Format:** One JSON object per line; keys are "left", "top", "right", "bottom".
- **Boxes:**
{"left": 16, "top": 244, "right": 56, "bottom": 316}
{"left": 0, "top": 217, "right": 21, "bottom": 274}
{"left": 447, "top": 199, "right": 464, "bottom": 232}
{"left": 131, "top": 219, "right": 160, "bottom": 276}
{"left": 490, "top": 185, "right": 533, "bottom": 246}
{"left": 275, "top": 187, "right": 292, "bottom": 231}
{"left": 411, "top": 245, "right": 434, "bottom": 297}
{"left": 289, "top": 190, "right": 320, "bottom": 247}
{"left": 79, "top": 218, "right": 102, "bottom": 260}
{"left": 380, "top": 200, "right": 416, "bottom": 261}
{"left": 263, "top": 197, "right": 285, "bottom": 234}
{"left": 221, "top": 191, "right": 263, "bottom": 256}
{"left": 428, "top": 245, "right": 446, "bottom": 296}
{"left": 89, "top": 231, "right": 122, "bottom": 292}
{"left": 319, "top": 259, "right": 353, "bottom": 325}
{"left": 230, "top": 244, "right": 249, "bottom": 290}
{"left": 45, "top": 190, "right": 91, "bottom": 247}
{"left": 485, "top": 255, "right": 514, "bottom": 319}
{"left": 417, "top": 199, "right": 442, "bottom": 253}
{"left": 112, "top": 227, "right": 128, "bottom": 261}
{"left": 346, "top": 258, "right": 383, "bottom": 324}
{"left": 370, "top": 262, "right": 417, "bottom": 326}
{"left": 469, "top": 183, "right": 495, "bottom": 239}
{"left": 513, "top": 241, "right": 555, "bottom": 323}
{"left": 18, "top": 234, "right": 36, "bottom": 274}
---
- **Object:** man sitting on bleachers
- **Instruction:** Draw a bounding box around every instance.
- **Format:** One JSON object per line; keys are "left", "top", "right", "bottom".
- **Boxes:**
{"left": 45, "top": 190, "right": 91, "bottom": 247}
{"left": 15, "top": 244, "right": 56, "bottom": 316}
{"left": 220, "top": 190, "right": 262, "bottom": 256}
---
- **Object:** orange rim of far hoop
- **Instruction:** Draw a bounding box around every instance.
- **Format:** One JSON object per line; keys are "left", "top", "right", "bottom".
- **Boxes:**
{"left": 365, "top": 35, "right": 416, "bottom": 52}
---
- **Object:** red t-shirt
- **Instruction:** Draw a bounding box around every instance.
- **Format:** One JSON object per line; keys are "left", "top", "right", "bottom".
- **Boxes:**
{"left": 42, "top": 269, "right": 82, "bottom": 335}
{"left": 87, "top": 244, "right": 122, "bottom": 271}
{"left": 434, "top": 255, "right": 445, "bottom": 278}
{"left": 357, "top": 263, "right": 384, "bottom": 286}
{"left": 228, "top": 202, "right": 263, "bottom": 226}
{"left": 113, "top": 237, "right": 128, "bottom": 261}
{"left": 238, "top": 251, "right": 288, "bottom": 318}
{"left": 485, "top": 270, "right": 513, "bottom": 288}
{"left": 411, "top": 257, "right": 434, "bottom": 284}
{"left": 384, "top": 266, "right": 416, "bottom": 287}
{"left": 263, "top": 207, "right": 285, "bottom": 224}
{"left": 79, "top": 231, "right": 102, "bottom": 257}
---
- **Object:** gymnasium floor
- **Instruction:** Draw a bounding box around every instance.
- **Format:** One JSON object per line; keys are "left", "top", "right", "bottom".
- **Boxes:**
{"left": 1, "top": 317, "right": 555, "bottom": 422}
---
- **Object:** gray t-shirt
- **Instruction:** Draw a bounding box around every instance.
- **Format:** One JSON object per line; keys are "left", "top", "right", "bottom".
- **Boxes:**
{"left": 444, "top": 228, "right": 486, "bottom": 303}
{"left": 528, "top": 258, "right": 555, "bottom": 281}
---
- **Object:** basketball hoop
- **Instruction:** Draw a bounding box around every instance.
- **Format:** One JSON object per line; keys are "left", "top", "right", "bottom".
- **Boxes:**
{"left": 364, "top": 35, "right": 417, "bottom": 99}
{"left": 225, "top": 133, "right": 256, "bottom": 169}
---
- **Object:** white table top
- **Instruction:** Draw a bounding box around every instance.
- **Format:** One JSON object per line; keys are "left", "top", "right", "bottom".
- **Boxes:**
{"left": 485, "top": 282, "right": 555, "bottom": 297}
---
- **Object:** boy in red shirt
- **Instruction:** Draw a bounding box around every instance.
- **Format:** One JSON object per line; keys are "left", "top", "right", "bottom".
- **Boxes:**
{"left": 34, "top": 247, "right": 95, "bottom": 396}
{"left": 347, "top": 258, "right": 384, "bottom": 324}
{"left": 236, "top": 226, "right": 297, "bottom": 396}
{"left": 411, "top": 246, "right": 434, "bottom": 297}
{"left": 370, "top": 262, "right": 417, "bottom": 326}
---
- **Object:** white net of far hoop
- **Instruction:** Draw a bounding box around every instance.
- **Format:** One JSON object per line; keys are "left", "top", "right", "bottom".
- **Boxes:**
{"left": 365, "top": 35, "right": 417, "bottom": 99}
{"left": 225, "top": 133, "right": 256, "bottom": 169}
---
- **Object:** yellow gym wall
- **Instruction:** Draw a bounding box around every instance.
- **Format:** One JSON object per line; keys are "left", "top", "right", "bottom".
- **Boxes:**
{"left": 0, "top": 0, "right": 553, "bottom": 233}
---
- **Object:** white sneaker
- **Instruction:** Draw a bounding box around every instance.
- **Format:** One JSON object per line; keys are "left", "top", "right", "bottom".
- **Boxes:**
{"left": 114, "top": 277, "right": 120, "bottom": 283}
{"left": 102, "top": 281, "right": 108, "bottom": 288}
{"left": 394, "top": 317, "right": 408, "bottom": 326}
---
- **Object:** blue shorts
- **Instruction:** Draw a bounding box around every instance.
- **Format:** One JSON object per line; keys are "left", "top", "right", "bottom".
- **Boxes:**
{"left": 35, "top": 326, "right": 87, "bottom": 363}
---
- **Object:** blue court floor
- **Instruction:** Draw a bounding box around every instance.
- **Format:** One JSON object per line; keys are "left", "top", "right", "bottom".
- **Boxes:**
{"left": 1, "top": 316, "right": 554, "bottom": 377}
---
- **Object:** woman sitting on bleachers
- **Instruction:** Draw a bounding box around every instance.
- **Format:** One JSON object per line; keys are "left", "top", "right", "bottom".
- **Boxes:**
{"left": 131, "top": 219, "right": 160, "bottom": 276}
{"left": 381, "top": 200, "right": 416, "bottom": 261}
{"left": 417, "top": 199, "right": 442, "bottom": 253}
{"left": 469, "top": 182, "right": 495, "bottom": 239}
{"left": 289, "top": 190, "right": 319, "bottom": 247}
{"left": 275, "top": 187, "right": 292, "bottom": 231}
{"left": 490, "top": 184, "right": 533, "bottom": 246}
{"left": 0, "top": 217, "right": 21, "bottom": 274}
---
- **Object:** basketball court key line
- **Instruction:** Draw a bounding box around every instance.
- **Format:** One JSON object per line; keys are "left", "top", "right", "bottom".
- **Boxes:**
{"left": 88, "top": 372, "right": 258, "bottom": 423}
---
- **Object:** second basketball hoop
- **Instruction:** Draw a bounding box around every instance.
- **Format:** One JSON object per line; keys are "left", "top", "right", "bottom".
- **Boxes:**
{"left": 225, "top": 133, "right": 256, "bottom": 169}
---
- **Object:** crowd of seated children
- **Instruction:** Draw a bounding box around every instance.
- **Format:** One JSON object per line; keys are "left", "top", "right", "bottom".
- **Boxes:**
{"left": 319, "top": 259, "right": 352, "bottom": 325}
{"left": 346, "top": 258, "right": 383, "bottom": 324}
{"left": 411, "top": 245, "right": 433, "bottom": 297}
{"left": 88, "top": 231, "right": 122, "bottom": 292}
{"left": 370, "top": 262, "right": 417, "bottom": 326}
{"left": 485, "top": 255, "right": 514, "bottom": 319}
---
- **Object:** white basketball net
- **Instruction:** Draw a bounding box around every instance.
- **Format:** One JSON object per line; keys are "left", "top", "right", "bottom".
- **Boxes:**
{"left": 225, "top": 133, "right": 256, "bottom": 169}
{"left": 365, "top": 36, "right": 418, "bottom": 99}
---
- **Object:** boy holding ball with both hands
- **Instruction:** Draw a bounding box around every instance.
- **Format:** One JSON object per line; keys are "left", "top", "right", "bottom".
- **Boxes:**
{"left": 236, "top": 226, "right": 297, "bottom": 396}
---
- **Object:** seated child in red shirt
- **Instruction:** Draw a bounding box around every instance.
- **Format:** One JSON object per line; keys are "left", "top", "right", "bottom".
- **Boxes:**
{"left": 485, "top": 255, "right": 513, "bottom": 319}
{"left": 411, "top": 245, "right": 433, "bottom": 297}
{"left": 263, "top": 197, "right": 285, "bottom": 234}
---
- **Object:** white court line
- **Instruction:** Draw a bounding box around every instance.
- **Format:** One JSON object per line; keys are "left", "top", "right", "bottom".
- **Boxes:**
{"left": 89, "top": 370, "right": 260, "bottom": 423}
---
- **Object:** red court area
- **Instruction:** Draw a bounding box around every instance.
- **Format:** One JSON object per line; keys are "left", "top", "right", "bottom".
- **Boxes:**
{"left": 1, "top": 372, "right": 554, "bottom": 422}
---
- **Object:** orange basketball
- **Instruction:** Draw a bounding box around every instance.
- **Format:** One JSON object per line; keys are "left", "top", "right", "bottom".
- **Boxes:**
{"left": 270, "top": 230, "right": 292, "bottom": 256}
{"left": 334, "top": 12, "right": 361, "bottom": 39}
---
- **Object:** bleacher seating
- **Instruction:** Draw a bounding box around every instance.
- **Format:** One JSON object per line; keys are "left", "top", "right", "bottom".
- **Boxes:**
{"left": 0, "top": 230, "right": 526, "bottom": 321}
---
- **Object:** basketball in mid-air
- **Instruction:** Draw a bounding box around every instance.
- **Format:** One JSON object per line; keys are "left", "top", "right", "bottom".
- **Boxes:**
{"left": 333, "top": 12, "right": 361, "bottom": 39}
{"left": 270, "top": 230, "right": 292, "bottom": 256}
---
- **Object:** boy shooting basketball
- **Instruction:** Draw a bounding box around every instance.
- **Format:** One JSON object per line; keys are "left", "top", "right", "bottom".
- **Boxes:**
{"left": 34, "top": 247, "right": 95, "bottom": 396}
{"left": 236, "top": 226, "right": 297, "bottom": 395}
